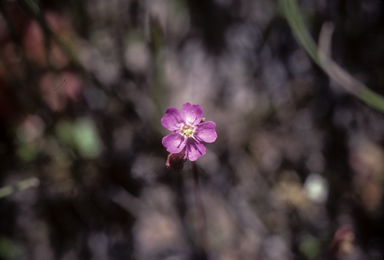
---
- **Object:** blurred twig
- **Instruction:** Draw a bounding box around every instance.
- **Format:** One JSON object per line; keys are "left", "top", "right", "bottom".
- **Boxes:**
{"left": 149, "top": 17, "right": 167, "bottom": 124}
{"left": 0, "top": 177, "right": 40, "bottom": 199}
{"left": 0, "top": 3, "right": 29, "bottom": 83}
{"left": 280, "top": 0, "right": 384, "bottom": 113}
{"left": 16, "top": 0, "right": 106, "bottom": 91}
{"left": 191, "top": 162, "right": 207, "bottom": 255}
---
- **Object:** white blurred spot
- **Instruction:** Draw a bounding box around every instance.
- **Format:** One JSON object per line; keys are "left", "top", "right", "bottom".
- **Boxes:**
{"left": 303, "top": 173, "right": 329, "bottom": 203}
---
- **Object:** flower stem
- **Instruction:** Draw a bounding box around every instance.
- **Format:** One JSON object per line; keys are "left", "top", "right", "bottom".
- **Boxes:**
{"left": 191, "top": 161, "right": 207, "bottom": 254}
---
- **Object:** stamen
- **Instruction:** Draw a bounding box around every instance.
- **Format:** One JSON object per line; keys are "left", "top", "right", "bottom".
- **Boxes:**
{"left": 180, "top": 124, "right": 195, "bottom": 137}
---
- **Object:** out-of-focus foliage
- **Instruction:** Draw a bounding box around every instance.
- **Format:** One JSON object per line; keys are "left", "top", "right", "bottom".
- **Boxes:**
{"left": 0, "top": 237, "right": 24, "bottom": 260}
{"left": 0, "top": 0, "right": 384, "bottom": 259}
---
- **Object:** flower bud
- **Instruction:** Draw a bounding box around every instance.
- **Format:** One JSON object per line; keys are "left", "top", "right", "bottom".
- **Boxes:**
{"left": 165, "top": 150, "right": 187, "bottom": 172}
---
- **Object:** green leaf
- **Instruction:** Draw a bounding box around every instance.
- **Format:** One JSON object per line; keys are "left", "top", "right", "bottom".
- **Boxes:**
{"left": 72, "top": 118, "right": 102, "bottom": 159}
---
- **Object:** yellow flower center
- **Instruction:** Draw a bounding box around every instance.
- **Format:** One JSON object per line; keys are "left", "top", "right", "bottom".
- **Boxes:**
{"left": 180, "top": 125, "right": 195, "bottom": 137}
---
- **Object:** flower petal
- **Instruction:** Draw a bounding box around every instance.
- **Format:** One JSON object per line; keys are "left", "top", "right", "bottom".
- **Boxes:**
{"left": 185, "top": 138, "right": 206, "bottom": 161}
{"left": 181, "top": 103, "right": 203, "bottom": 126}
{"left": 161, "top": 107, "right": 185, "bottom": 131}
{"left": 195, "top": 121, "right": 217, "bottom": 143}
{"left": 162, "top": 133, "right": 186, "bottom": 153}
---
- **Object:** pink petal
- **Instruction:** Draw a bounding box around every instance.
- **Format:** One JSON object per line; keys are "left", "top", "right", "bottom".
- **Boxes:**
{"left": 181, "top": 103, "right": 203, "bottom": 126}
{"left": 162, "top": 133, "right": 186, "bottom": 153}
{"left": 195, "top": 121, "right": 217, "bottom": 143}
{"left": 161, "top": 107, "right": 185, "bottom": 131}
{"left": 185, "top": 139, "right": 206, "bottom": 161}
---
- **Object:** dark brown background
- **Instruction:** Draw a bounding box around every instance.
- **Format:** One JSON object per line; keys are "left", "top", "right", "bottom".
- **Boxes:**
{"left": 0, "top": 0, "right": 384, "bottom": 259}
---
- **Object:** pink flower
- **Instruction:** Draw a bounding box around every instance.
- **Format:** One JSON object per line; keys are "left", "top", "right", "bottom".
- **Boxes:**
{"left": 161, "top": 103, "right": 217, "bottom": 161}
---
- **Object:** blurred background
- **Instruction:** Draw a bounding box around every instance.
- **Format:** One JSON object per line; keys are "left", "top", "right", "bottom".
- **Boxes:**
{"left": 1, "top": 0, "right": 384, "bottom": 259}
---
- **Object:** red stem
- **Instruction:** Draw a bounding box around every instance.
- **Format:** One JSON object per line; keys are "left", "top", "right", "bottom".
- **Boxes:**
{"left": 191, "top": 161, "right": 207, "bottom": 252}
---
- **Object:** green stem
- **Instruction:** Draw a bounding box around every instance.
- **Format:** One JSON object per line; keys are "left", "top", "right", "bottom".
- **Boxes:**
{"left": 280, "top": 0, "right": 384, "bottom": 113}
